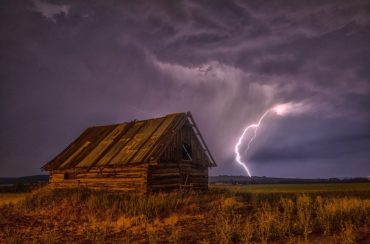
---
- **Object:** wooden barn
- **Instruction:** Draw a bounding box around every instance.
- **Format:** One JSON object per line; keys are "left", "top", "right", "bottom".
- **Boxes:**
{"left": 41, "top": 112, "right": 216, "bottom": 193}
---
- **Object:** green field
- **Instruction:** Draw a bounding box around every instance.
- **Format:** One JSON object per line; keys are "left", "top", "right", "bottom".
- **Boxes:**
{"left": 211, "top": 182, "right": 370, "bottom": 193}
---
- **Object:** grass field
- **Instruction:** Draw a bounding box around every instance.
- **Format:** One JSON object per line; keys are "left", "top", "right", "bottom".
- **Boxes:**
{"left": 0, "top": 183, "right": 369, "bottom": 243}
{"left": 0, "top": 193, "right": 29, "bottom": 206}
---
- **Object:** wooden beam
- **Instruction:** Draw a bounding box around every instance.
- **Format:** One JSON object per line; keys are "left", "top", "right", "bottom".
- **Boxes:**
{"left": 186, "top": 112, "right": 217, "bottom": 167}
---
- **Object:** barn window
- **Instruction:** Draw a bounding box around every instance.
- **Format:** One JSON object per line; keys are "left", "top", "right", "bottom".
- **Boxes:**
{"left": 64, "top": 172, "right": 75, "bottom": 179}
{"left": 182, "top": 143, "right": 192, "bottom": 161}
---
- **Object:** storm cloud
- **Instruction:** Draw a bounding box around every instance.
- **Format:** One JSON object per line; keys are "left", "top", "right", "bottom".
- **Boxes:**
{"left": 1, "top": 0, "right": 369, "bottom": 177}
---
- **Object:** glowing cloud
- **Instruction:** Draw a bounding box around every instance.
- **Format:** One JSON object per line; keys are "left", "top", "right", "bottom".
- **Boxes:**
{"left": 32, "top": 0, "right": 70, "bottom": 22}
{"left": 272, "top": 102, "right": 310, "bottom": 116}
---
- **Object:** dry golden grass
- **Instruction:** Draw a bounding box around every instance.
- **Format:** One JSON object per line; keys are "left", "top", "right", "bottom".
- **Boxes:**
{"left": 212, "top": 195, "right": 370, "bottom": 243}
{"left": 0, "top": 184, "right": 369, "bottom": 243}
{"left": 0, "top": 193, "right": 29, "bottom": 206}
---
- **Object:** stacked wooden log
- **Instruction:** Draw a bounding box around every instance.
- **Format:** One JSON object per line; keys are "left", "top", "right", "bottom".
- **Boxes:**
{"left": 49, "top": 164, "right": 148, "bottom": 193}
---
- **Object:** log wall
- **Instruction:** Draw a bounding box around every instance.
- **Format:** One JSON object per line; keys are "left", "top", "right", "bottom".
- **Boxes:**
{"left": 151, "top": 123, "right": 209, "bottom": 192}
{"left": 49, "top": 163, "right": 148, "bottom": 193}
{"left": 148, "top": 161, "right": 208, "bottom": 192}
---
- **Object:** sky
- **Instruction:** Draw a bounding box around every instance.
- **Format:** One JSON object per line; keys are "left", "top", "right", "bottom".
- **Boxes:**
{"left": 1, "top": 0, "right": 370, "bottom": 178}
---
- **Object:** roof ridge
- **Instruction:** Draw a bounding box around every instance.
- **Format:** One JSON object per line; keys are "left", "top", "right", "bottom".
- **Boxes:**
{"left": 86, "top": 112, "right": 187, "bottom": 129}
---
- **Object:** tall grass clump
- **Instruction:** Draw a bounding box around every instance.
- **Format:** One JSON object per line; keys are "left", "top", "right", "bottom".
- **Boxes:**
{"left": 213, "top": 197, "right": 244, "bottom": 243}
{"left": 18, "top": 186, "right": 90, "bottom": 211}
{"left": 314, "top": 196, "right": 370, "bottom": 235}
{"left": 18, "top": 186, "right": 193, "bottom": 219}
{"left": 338, "top": 222, "right": 357, "bottom": 244}
{"left": 278, "top": 198, "right": 295, "bottom": 237}
{"left": 254, "top": 202, "right": 276, "bottom": 244}
{"left": 296, "top": 195, "right": 312, "bottom": 240}
{"left": 87, "top": 190, "right": 191, "bottom": 218}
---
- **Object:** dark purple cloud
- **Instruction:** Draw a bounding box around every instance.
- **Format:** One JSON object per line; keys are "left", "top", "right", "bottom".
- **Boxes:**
{"left": 1, "top": 0, "right": 369, "bottom": 177}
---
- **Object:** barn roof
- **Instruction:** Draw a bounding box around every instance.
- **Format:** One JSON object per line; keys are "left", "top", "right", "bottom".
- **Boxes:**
{"left": 42, "top": 112, "right": 216, "bottom": 171}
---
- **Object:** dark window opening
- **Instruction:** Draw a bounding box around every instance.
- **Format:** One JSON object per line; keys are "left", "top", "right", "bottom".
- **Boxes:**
{"left": 64, "top": 172, "right": 75, "bottom": 180}
{"left": 182, "top": 143, "right": 192, "bottom": 161}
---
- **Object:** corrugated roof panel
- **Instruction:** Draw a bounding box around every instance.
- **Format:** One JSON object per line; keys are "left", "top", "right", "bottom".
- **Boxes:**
{"left": 95, "top": 137, "right": 130, "bottom": 166}
{"left": 110, "top": 118, "right": 164, "bottom": 165}
{"left": 131, "top": 136, "right": 157, "bottom": 163}
{"left": 103, "top": 121, "right": 146, "bottom": 165}
{"left": 58, "top": 141, "right": 91, "bottom": 168}
{"left": 131, "top": 114, "right": 179, "bottom": 162}
{"left": 59, "top": 126, "right": 115, "bottom": 169}
{"left": 75, "top": 124, "right": 126, "bottom": 167}
{"left": 144, "top": 113, "right": 187, "bottom": 161}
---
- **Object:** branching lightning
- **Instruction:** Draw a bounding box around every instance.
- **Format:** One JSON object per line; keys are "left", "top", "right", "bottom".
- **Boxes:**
{"left": 234, "top": 110, "right": 271, "bottom": 177}
{"left": 234, "top": 102, "right": 307, "bottom": 177}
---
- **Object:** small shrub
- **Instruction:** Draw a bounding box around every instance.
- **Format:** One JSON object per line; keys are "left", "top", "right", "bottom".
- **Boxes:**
{"left": 278, "top": 197, "right": 295, "bottom": 238}
{"left": 296, "top": 195, "right": 312, "bottom": 241}
{"left": 338, "top": 223, "right": 356, "bottom": 244}
{"left": 255, "top": 202, "right": 277, "bottom": 244}
{"left": 169, "top": 226, "right": 181, "bottom": 243}
{"left": 213, "top": 197, "right": 243, "bottom": 243}
{"left": 147, "top": 229, "right": 159, "bottom": 244}
{"left": 241, "top": 216, "right": 254, "bottom": 243}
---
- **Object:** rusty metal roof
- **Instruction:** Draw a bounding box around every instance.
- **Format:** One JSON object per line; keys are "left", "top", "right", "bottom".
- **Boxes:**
{"left": 42, "top": 112, "right": 216, "bottom": 171}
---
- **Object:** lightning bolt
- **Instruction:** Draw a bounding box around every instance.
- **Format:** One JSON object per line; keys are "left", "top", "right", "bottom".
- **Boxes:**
{"left": 234, "top": 109, "right": 272, "bottom": 177}
{"left": 234, "top": 102, "right": 307, "bottom": 177}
